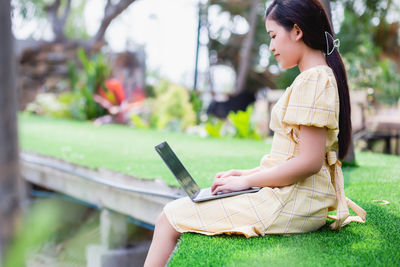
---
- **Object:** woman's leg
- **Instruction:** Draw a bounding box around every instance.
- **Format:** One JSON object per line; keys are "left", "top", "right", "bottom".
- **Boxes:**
{"left": 144, "top": 212, "right": 181, "bottom": 267}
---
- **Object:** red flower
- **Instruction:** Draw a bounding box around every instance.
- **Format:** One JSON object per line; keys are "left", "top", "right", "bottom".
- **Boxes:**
{"left": 98, "top": 79, "right": 125, "bottom": 105}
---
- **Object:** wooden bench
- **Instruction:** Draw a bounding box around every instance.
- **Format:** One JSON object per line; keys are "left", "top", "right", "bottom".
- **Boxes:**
{"left": 351, "top": 90, "right": 400, "bottom": 155}
{"left": 360, "top": 110, "right": 400, "bottom": 155}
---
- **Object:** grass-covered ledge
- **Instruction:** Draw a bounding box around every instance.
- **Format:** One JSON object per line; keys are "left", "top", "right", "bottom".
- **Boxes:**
{"left": 19, "top": 113, "right": 400, "bottom": 266}
{"left": 18, "top": 113, "right": 269, "bottom": 188}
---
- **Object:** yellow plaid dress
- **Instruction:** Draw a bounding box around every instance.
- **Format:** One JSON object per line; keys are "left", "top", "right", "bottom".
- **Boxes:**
{"left": 164, "top": 65, "right": 366, "bottom": 237}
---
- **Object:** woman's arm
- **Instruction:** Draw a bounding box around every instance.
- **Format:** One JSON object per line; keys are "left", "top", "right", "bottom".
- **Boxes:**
{"left": 245, "top": 125, "right": 326, "bottom": 187}
{"left": 211, "top": 125, "right": 327, "bottom": 194}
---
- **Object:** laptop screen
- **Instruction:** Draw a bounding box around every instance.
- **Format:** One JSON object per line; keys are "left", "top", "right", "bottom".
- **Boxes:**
{"left": 155, "top": 142, "right": 200, "bottom": 198}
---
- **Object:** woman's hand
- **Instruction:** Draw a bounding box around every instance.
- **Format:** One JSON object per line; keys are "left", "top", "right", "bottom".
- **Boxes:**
{"left": 211, "top": 175, "right": 251, "bottom": 195}
{"left": 212, "top": 169, "right": 246, "bottom": 195}
{"left": 215, "top": 169, "right": 244, "bottom": 179}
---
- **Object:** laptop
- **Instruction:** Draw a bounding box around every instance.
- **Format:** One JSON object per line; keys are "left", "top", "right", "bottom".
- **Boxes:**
{"left": 155, "top": 141, "right": 261, "bottom": 202}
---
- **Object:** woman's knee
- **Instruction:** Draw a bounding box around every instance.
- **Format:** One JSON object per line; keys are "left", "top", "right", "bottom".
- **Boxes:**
{"left": 155, "top": 212, "right": 172, "bottom": 231}
{"left": 156, "top": 212, "right": 168, "bottom": 226}
{"left": 156, "top": 212, "right": 180, "bottom": 238}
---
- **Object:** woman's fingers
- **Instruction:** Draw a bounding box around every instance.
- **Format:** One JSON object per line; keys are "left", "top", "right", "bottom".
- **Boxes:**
{"left": 211, "top": 177, "right": 226, "bottom": 192}
{"left": 220, "top": 171, "right": 233, "bottom": 178}
{"left": 216, "top": 169, "right": 239, "bottom": 179}
{"left": 212, "top": 176, "right": 250, "bottom": 195}
{"left": 212, "top": 184, "right": 228, "bottom": 195}
{"left": 212, "top": 177, "right": 236, "bottom": 194}
{"left": 215, "top": 172, "right": 228, "bottom": 179}
{"left": 215, "top": 171, "right": 226, "bottom": 178}
{"left": 213, "top": 170, "right": 243, "bottom": 193}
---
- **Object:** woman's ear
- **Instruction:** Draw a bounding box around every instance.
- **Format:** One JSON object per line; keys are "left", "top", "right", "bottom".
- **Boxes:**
{"left": 293, "top": 24, "right": 303, "bottom": 41}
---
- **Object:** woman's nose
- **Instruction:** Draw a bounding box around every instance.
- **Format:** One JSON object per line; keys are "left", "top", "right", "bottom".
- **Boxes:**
{"left": 269, "top": 42, "right": 275, "bottom": 52}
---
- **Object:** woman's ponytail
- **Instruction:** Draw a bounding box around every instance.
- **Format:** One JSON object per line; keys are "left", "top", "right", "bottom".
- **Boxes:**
{"left": 326, "top": 48, "right": 352, "bottom": 160}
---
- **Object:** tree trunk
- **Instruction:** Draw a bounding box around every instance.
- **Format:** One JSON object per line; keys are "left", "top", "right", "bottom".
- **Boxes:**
{"left": 234, "top": 0, "right": 260, "bottom": 94}
{"left": 45, "top": 0, "right": 136, "bottom": 45}
{"left": 93, "top": 0, "right": 137, "bottom": 43}
{"left": 46, "top": 0, "right": 72, "bottom": 42}
{"left": 0, "top": 0, "right": 21, "bottom": 262}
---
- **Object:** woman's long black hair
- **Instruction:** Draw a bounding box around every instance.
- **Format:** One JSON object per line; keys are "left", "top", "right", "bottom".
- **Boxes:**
{"left": 265, "top": 0, "right": 352, "bottom": 160}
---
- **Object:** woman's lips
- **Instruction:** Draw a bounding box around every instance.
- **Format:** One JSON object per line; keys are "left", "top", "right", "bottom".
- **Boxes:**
{"left": 274, "top": 54, "right": 280, "bottom": 59}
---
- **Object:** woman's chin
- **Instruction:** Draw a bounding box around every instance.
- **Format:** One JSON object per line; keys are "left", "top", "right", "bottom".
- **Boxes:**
{"left": 280, "top": 63, "right": 297, "bottom": 70}
{"left": 280, "top": 65, "right": 290, "bottom": 70}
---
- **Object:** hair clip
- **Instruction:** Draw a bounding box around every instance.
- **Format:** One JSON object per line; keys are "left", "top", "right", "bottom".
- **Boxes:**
{"left": 325, "top": 31, "right": 340, "bottom": 56}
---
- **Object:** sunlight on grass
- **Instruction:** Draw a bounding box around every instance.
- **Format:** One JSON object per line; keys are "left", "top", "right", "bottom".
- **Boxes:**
{"left": 18, "top": 114, "right": 400, "bottom": 266}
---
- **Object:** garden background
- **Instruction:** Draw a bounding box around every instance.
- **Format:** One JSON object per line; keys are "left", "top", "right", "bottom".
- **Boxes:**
{"left": 1, "top": 0, "right": 400, "bottom": 266}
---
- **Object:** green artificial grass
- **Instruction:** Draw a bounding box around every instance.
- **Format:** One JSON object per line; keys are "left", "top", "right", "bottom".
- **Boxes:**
{"left": 19, "top": 114, "right": 400, "bottom": 266}
{"left": 170, "top": 151, "right": 400, "bottom": 266}
{"left": 19, "top": 113, "right": 268, "bottom": 188}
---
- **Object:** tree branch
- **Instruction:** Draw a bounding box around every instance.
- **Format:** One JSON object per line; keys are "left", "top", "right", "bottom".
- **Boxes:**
{"left": 45, "top": 0, "right": 61, "bottom": 13}
{"left": 94, "top": 0, "right": 137, "bottom": 43}
{"left": 46, "top": 0, "right": 67, "bottom": 42}
{"left": 61, "top": 0, "right": 72, "bottom": 28}
{"left": 234, "top": 0, "right": 260, "bottom": 94}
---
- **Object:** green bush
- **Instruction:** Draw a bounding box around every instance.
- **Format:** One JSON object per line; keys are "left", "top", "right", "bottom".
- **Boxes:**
{"left": 204, "top": 105, "right": 261, "bottom": 140}
{"left": 343, "top": 36, "right": 400, "bottom": 106}
{"left": 4, "top": 200, "right": 63, "bottom": 267}
{"left": 204, "top": 118, "right": 224, "bottom": 138}
{"left": 131, "top": 80, "right": 196, "bottom": 131}
{"left": 25, "top": 49, "right": 111, "bottom": 120}
{"left": 25, "top": 93, "right": 73, "bottom": 119}
{"left": 190, "top": 91, "right": 203, "bottom": 124}
{"left": 227, "top": 106, "right": 260, "bottom": 139}
{"left": 72, "top": 48, "right": 110, "bottom": 119}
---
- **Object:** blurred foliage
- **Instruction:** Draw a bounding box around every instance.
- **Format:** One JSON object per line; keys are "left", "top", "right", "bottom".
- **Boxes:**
{"left": 335, "top": 0, "right": 400, "bottom": 105}
{"left": 25, "top": 92, "right": 73, "bottom": 118}
{"left": 64, "top": 0, "right": 90, "bottom": 39}
{"left": 152, "top": 80, "right": 196, "bottom": 131}
{"left": 228, "top": 106, "right": 260, "bottom": 139}
{"left": 19, "top": 0, "right": 400, "bottom": 131}
{"left": 344, "top": 37, "right": 400, "bottom": 105}
{"left": 25, "top": 49, "right": 110, "bottom": 120}
{"left": 131, "top": 113, "right": 150, "bottom": 129}
{"left": 205, "top": 118, "right": 225, "bottom": 138}
{"left": 4, "top": 199, "right": 63, "bottom": 267}
{"left": 13, "top": 0, "right": 57, "bottom": 20}
{"left": 204, "top": 105, "right": 261, "bottom": 140}
{"left": 336, "top": 0, "right": 398, "bottom": 54}
{"left": 12, "top": 0, "right": 89, "bottom": 39}
{"left": 207, "top": 0, "right": 276, "bottom": 92}
{"left": 130, "top": 80, "right": 196, "bottom": 131}
{"left": 74, "top": 48, "right": 110, "bottom": 120}
{"left": 5, "top": 195, "right": 152, "bottom": 266}
{"left": 209, "top": 0, "right": 400, "bottom": 106}
{"left": 190, "top": 91, "right": 204, "bottom": 124}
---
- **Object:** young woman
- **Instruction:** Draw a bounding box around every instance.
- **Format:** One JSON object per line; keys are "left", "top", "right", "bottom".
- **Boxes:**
{"left": 144, "top": 0, "right": 366, "bottom": 266}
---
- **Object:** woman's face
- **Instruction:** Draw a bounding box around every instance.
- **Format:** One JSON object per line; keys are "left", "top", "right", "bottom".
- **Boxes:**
{"left": 265, "top": 19, "right": 302, "bottom": 69}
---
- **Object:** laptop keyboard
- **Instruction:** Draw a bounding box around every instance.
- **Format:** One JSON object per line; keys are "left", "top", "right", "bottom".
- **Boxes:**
{"left": 197, "top": 188, "right": 231, "bottom": 198}
{"left": 197, "top": 188, "right": 212, "bottom": 198}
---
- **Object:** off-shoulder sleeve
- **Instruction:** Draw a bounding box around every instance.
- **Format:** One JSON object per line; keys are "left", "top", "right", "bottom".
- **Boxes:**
{"left": 282, "top": 68, "right": 339, "bottom": 129}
